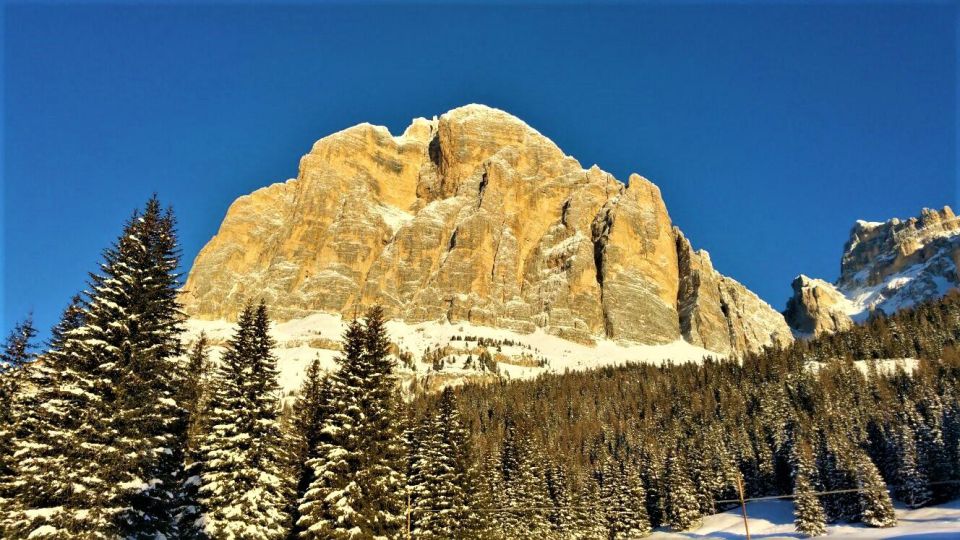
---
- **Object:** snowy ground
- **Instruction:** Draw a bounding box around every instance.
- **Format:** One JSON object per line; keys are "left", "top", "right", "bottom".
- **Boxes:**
{"left": 649, "top": 499, "right": 960, "bottom": 539}
{"left": 185, "top": 313, "right": 721, "bottom": 394}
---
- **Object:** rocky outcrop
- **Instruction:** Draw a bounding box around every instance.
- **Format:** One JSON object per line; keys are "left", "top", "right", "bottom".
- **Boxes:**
{"left": 783, "top": 275, "right": 854, "bottom": 335}
{"left": 675, "top": 229, "right": 794, "bottom": 354}
{"left": 183, "top": 104, "right": 792, "bottom": 355}
{"left": 786, "top": 207, "right": 960, "bottom": 335}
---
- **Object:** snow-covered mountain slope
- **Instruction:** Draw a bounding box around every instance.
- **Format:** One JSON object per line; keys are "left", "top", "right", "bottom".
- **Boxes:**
{"left": 785, "top": 207, "right": 960, "bottom": 335}
{"left": 184, "top": 313, "right": 720, "bottom": 395}
{"left": 649, "top": 499, "right": 960, "bottom": 539}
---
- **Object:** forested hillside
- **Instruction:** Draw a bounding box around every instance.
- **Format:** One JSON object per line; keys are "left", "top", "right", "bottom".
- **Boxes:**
{"left": 415, "top": 292, "right": 960, "bottom": 537}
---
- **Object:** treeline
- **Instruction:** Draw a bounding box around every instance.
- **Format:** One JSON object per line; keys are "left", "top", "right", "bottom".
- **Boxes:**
{"left": 417, "top": 293, "right": 960, "bottom": 538}
{"left": 1, "top": 194, "right": 959, "bottom": 539}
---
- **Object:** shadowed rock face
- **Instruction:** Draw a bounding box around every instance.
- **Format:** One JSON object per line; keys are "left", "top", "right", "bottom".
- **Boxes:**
{"left": 182, "top": 104, "right": 792, "bottom": 355}
{"left": 785, "top": 207, "right": 960, "bottom": 336}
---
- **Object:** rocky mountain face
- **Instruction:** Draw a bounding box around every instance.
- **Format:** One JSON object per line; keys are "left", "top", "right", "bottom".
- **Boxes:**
{"left": 182, "top": 105, "right": 791, "bottom": 355}
{"left": 785, "top": 207, "right": 960, "bottom": 335}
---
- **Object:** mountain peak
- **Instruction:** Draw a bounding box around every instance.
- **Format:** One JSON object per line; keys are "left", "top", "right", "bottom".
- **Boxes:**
{"left": 787, "top": 205, "right": 960, "bottom": 335}
{"left": 183, "top": 108, "right": 792, "bottom": 357}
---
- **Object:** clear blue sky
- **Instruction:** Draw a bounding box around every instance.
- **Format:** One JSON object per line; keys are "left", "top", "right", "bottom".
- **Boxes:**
{"left": 3, "top": 2, "right": 957, "bottom": 337}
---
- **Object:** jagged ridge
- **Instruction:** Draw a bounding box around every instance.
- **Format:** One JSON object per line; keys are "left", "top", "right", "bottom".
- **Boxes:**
{"left": 785, "top": 206, "right": 960, "bottom": 335}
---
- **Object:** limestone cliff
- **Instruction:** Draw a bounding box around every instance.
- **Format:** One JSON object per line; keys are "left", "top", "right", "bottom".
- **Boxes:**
{"left": 183, "top": 105, "right": 792, "bottom": 355}
{"left": 785, "top": 207, "right": 960, "bottom": 335}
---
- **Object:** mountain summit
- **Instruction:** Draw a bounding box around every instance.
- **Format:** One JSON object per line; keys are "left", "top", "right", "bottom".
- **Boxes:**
{"left": 183, "top": 105, "right": 791, "bottom": 355}
{"left": 785, "top": 206, "right": 960, "bottom": 335}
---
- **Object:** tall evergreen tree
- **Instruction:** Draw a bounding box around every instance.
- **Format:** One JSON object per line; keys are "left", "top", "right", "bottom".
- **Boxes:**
{"left": 177, "top": 334, "right": 212, "bottom": 539}
{"left": 407, "top": 388, "right": 483, "bottom": 539}
{"left": 5, "top": 197, "right": 187, "bottom": 538}
{"left": 296, "top": 307, "right": 406, "bottom": 539}
{"left": 791, "top": 440, "right": 826, "bottom": 537}
{"left": 855, "top": 452, "right": 896, "bottom": 528}
{"left": 0, "top": 316, "right": 38, "bottom": 528}
{"left": 498, "top": 416, "right": 552, "bottom": 539}
{"left": 601, "top": 455, "right": 651, "bottom": 539}
{"left": 76, "top": 195, "right": 187, "bottom": 538}
{"left": 664, "top": 449, "right": 701, "bottom": 532}
{"left": 288, "top": 358, "right": 332, "bottom": 538}
{"left": 197, "top": 302, "right": 293, "bottom": 538}
{"left": 893, "top": 421, "right": 931, "bottom": 508}
{"left": 0, "top": 297, "right": 88, "bottom": 537}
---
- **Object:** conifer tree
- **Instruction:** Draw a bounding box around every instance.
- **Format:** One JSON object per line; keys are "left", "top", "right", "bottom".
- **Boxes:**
{"left": 791, "top": 441, "right": 826, "bottom": 537}
{"left": 664, "top": 449, "right": 701, "bottom": 532}
{"left": 407, "top": 387, "right": 483, "bottom": 539}
{"left": 287, "top": 358, "right": 333, "bottom": 539}
{"left": 545, "top": 461, "right": 575, "bottom": 534}
{"left": 296, "top": 307, "right": 406, "bottom": 539}
{"left": 0, "top": 316, "right": 38, "bottom": 529}
{"left": 894, "top": 422, "right": 931, "bottom": 508}
{"left": 197, "top": 302, "right": 292, "bottom": 538}
{"left": 5, "top": 197, "right": 188, "bottom": 538}
{"left": 75, "top": 196, "right": 187, "bottom": 538}
{"left": 356, "top": 306, "right": 407, "bottom": 535}
{"left": 498, "top": 416, "right": 552, "bottom": 539}
{"left": 0, "top": 297, "right": 88, "bottom": 537}
{"left": 855, "top": 452, "right": 896, "bottom": 528}
{"left": 177, "top": 334, "right": 211, "bottom": 539}
{"left": 601, "top": 455, "right": 650, "bottom": 539}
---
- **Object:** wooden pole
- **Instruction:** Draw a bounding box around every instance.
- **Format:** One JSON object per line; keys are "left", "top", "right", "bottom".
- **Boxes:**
{"left": 736, "top": 473, "right": 751, "bottom": 540}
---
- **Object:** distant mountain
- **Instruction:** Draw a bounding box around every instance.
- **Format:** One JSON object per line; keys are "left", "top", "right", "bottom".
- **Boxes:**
{"left": 182, "top": 104, "right": 791, "bottom": 377}
{"left": 785, "top": 206, "right": 960, "bottom": 335}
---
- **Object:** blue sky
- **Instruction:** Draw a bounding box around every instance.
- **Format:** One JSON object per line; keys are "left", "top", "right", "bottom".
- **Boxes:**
{"left": 3, "top": 2, "right": 956, "bottom": 337}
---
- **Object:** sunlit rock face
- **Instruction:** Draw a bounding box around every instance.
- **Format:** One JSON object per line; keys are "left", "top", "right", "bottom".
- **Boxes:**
{"left": 785, "top": 207, "right": 960, "bottom": 336}
{"left": 183, "top": 104, "right": 792, "bottom": 355}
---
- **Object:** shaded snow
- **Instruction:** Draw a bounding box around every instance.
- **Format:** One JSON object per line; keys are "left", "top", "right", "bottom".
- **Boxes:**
{"left": 649, "top": 499, "right": 960, "bottom": 539}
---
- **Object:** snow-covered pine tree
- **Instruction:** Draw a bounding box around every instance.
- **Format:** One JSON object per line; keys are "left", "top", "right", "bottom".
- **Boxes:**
{"left": 296, "top": 318, "right": 365, "bottom": 539}
{"left": 854, "top": 451, "right": 896, "bottom": 528}
{"left": 5, "top": 197, "right": 188, "bottom": 538}
{"left": 72, "top": 196, "right": 188, "bottom": 539}
{"left": 893, "top": 421, "right": 931, "bottom": 509}
{"left": 601, "top": 454, "right": 650, "bottom": 539}
{"left": 177, "top": 334, "right": 211, "bottom": 539}
{"left": 355, "top": 306, "right": 406, "bottom": 536}
{"left": 791, "top": 440, "right": 826, "bottom": 537}
{"left": 288, "top": 358, "right": 332, "bottom": 538}
{"left": 0, "top": 316, "right": 38, "bottom": 373}
{"left": 0, "top": 316, "right": 38, "bottom": 527}
{"left": 408, "top": 387, "right": 483, "bottom": 539}
{"left": 545, "top": 461, "right": 575, "bottom": 535}
{"left": 0, "top": 297, "right": 90, "bottom": 538}
{"left": 638, "top": 436, "right": 667, "bottom": 528}
{"left": 664, "top": 449, "right": 701, "bottom": 532}
{"left": 197, "top": 302, "right": 293, "bottom": 539}
{"left": 498, "top": 416, "right": 552, "bottom": 539}
{"left": 296, "top": 307, "right": 406, "bottom": 539}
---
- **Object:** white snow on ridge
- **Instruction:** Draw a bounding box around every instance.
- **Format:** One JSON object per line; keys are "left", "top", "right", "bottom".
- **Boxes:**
{"left": 185, "top": 313, "right": 722, "bottom": 394}
{"left": 650, "top": 499, "right": 960, "bottom": 539}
